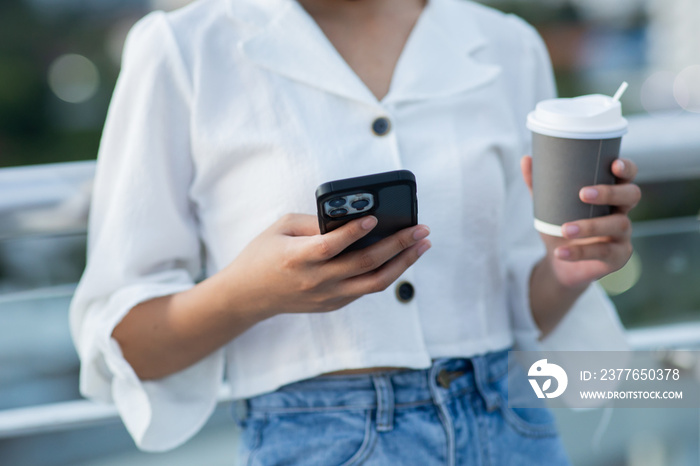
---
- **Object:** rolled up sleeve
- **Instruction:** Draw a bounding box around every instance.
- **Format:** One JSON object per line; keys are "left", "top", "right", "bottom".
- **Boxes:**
{"left": 69, "top": 12, "right": 224, "bottom": 451}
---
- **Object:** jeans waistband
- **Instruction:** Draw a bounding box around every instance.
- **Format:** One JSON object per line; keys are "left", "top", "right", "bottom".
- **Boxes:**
{"left": 243, "top": 349, "right": 510, "bottom": 418}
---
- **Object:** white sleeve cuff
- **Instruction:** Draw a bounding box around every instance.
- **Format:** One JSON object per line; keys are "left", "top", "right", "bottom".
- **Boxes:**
{"left": 75, "top": 275, "right": 225, "bottom": 452}
{"left": 508, "top": 250, "right": 629, "bottom": 353}
{"left": 108, "top": 338, "right": 224, "bottom": 452}
{"left": 539, "top": 282, "right": 629, "bottom": 352}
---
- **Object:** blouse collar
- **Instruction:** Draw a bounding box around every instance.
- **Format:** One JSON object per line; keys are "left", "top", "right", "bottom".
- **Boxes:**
{"left": 227, "top": 0, "right": 501, "bottom": 106}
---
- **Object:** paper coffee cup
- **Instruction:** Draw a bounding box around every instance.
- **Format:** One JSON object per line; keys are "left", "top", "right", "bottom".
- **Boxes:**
{"left": 527, "top": 93, "right": 628, "bottom": 237}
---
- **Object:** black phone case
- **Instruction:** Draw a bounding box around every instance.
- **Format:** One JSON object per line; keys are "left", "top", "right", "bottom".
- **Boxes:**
{"left": 315, "top": 170, "right": 418, "bottom": 253}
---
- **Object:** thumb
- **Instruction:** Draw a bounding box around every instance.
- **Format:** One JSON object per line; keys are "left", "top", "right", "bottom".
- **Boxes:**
{"left": 520, "top": 155, "right": 533, "bottom": 195}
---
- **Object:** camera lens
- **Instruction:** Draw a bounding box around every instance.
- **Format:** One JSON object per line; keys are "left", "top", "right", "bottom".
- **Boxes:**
{"left": 351, "top": 199, "right": 369, "bottom": 210}
{"left": 329, "top": 208, "right": 348, "bottom": 218}
{"left": 328, "top": 198, "right": 346, "bottom": 208}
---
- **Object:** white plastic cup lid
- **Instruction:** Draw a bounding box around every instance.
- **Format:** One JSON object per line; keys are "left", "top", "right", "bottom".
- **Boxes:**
{"left": 527, "top": 94, "right": 628, "bottom": 140}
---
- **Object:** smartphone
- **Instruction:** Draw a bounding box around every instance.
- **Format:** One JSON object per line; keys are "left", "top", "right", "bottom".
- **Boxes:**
{"left": 315, "top": 170, "right": 418, "bottom": 253}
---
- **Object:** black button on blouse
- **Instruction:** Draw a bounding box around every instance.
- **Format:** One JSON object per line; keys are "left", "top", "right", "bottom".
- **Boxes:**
{"left": 372, "top": 117, "right": 391, "bottom": 136}
{"left": 395, "top": 281, "right": 415, "bottom": 303}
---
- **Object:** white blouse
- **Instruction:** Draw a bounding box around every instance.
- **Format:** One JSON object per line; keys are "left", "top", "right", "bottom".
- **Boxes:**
{"left": 69, "top": 0, "right": 627, "bottom": 451}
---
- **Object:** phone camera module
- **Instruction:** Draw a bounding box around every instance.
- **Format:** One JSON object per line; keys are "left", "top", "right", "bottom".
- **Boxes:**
{"left": 323, "top": 192, "right": 374, "bottom": 218}
{"left": 328, "top": 198, "right": 347, "bottom": 208}
{"left": 329, "top": 208, "right": 348, "bottom": 218}
{"left": 351, "top": 199, "right": 370, "bottom": 210}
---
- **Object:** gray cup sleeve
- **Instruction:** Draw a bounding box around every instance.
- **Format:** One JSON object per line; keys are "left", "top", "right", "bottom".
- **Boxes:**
{"left": 532, "top": 133, "right": 621, "bottom": 234}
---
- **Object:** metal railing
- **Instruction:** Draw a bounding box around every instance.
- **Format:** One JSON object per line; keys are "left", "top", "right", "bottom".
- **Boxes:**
{"left": 0, "top": 386, "right": 236, "bottom": 440}
{"left": 0, "top": 112, "right": 698, "bottom": 441}
{"left": 0, "top": 113, "right": 698, "bottom": 241}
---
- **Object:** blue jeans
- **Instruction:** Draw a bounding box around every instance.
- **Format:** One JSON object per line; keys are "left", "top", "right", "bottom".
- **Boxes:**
{"left": 234, "top": 349, "right": 571, "bottom": 465}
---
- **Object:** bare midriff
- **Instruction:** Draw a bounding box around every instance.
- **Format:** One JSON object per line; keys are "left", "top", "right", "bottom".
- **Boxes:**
{"left": 322, "top": 366, "right": 411, "bottom": 376}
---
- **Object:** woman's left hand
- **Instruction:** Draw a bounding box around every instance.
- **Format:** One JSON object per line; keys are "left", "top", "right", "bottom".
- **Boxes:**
{"left": 521, "top": 156, "right": 642, "bottom": 290}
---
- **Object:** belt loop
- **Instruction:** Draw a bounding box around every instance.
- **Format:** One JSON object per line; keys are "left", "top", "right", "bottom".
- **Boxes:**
{"left": 231, "top": 399, "right": 249, "bottom": 428}
{"left": 471, "top": 356, "right": 500, "bottom": 412}
{"left": 371, "top": 374, "right": 395, "bottom": 432}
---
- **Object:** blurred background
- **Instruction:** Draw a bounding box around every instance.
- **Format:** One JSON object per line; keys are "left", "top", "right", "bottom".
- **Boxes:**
{"left": 0, "top": 0, "right": 699, "bottom": 465}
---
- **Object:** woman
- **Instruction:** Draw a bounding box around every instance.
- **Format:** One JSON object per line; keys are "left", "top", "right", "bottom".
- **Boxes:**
{"left": 70, "top": 0, "right": 640, "bottom": 463}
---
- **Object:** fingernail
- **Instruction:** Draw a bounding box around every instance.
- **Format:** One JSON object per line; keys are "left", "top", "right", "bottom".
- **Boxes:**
{"left": 417, "top": 241, "right": 431, "bottom": 257}
{"left": 361, "top": 216, "right": 378, "bottom": 230}
{"left": 413, "top": 226, "right": 430, "bottom": 241}
{"left": 562, "top": 224, "right": 580, "bottom": 238}
{"left": 581, "top": 188, "right": 599, "bottom": 201}
{"left": 616, "top": 159, "right": 626, "bottom": 172}
{"left": 555, "top": 248, "right": 571, "bottom": 259}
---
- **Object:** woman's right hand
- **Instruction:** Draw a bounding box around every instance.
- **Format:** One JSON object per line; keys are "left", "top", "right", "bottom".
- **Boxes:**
{"left": 218, "top": 213, "right": 431, "bottom": 319}
{"left": 113, "top": 213, "right": 430, "bottom": 380}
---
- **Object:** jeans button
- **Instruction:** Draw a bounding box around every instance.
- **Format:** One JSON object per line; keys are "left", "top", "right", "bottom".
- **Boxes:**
{"left": 437, "top": 369, "right": 452, "bottom": 389}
